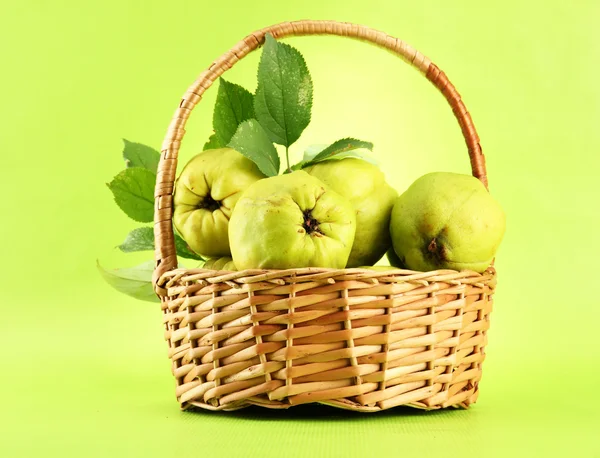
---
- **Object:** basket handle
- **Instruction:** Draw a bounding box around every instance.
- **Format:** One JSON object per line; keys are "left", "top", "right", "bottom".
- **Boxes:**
{"left": 152, "top": 20, "right": 488, "bottom": 289}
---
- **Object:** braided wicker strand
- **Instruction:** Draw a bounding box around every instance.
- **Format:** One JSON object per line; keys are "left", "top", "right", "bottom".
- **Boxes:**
{"left": 154, "top": 20, "right": 496, "bottom": 412}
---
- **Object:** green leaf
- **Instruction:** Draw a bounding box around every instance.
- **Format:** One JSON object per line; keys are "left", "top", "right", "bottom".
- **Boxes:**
{"left": 317, "top": 148, "right": 378, "bottom": 165}
{"left": 291, "top": 139, "right": 377, "bottom": 170}
{"left": 122, "top": 139, "right": 161, "bottom": 173}
{"left": 228, "top": 119, "right": 280, "bottom": 176}
{"left": 174, "top": 233, "right": 204, "bottom": 261}
{"left": 118, "top": 227, "right": 154, "bottom": 252}
{"left": 289, "top": 145, "right": 318, "bottom": 171}
{"left": 203, "top": 133, "right": 223, "bottom": 151}
{"left": 301, "top": 144, "right": 329, "bottom": 162}
{"left": 254, "top": 34, "right": 313, "bottom": 147}
{"left": 213, "top": 78, "right": 255, "bottom": 146}
{"left": 309, "top": 138, "right": 374, "bottom": 163}
{"left": 107, "top": 168, "right": 156, "bottom": 223}
{"left": 97, "top": 260, "right": 159, "bottom": 303}
{"left": 118, "top": 226, "right": 203, "bottom": 260}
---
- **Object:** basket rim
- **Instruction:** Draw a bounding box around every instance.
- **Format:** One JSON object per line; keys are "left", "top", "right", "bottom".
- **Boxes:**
{"left": 156, "top": 265, "right": 497, "bottom": 298}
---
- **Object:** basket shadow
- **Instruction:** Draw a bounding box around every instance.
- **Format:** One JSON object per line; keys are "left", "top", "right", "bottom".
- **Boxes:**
{"left": 183, "top": 403, "right": 456, "bottom": 422}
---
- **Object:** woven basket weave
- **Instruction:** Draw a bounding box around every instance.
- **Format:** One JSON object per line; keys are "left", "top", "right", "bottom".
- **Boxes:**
{"left": 152, "top": 20, "right": 496, "bottom": 412}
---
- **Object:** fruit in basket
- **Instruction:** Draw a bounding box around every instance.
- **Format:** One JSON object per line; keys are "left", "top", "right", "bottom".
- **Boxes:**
{"left": 386, "top": 247, "right": 406, "bottom": 268}
{"left": 203, "top": 256, "right": 237, "bottom": 271}
{"left": 173, "top": 148, "right": 266, "bottom": 257}
{"left": 389, "top": 172, "right": 506, "bottom": 273}
{"left": 305, "top": 158, "right": 397, "bottom": 267}
{"left": 229, "top": 171, "right": 356, "bottom": 269}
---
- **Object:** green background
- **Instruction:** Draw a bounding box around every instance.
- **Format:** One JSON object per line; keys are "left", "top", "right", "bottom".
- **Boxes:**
{"left": 2, "top": 0, "right": 599, "bottom": 456}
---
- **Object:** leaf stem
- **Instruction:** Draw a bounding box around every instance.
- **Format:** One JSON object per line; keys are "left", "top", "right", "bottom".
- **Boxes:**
{"left": 285, "top": 146, "right": 291, "bottom": 173}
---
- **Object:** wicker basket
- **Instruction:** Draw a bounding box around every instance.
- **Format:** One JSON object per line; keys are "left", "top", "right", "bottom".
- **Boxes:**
{"left": 152, "top": 20, "right": 496, "bottom": 412}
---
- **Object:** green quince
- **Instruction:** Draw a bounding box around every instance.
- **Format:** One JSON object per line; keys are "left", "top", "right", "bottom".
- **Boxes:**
{"left": 305, "top": 158, "right": 397, "bottom": 267}
{"left": 173, "top": 148, "right": 265, "bottom": 258}
{"left": 203, "top": 256, "right": 237, "bottom": 271}
{"left": 389, "top": 172, "right": 506, "bottom": 273}
{"left": 386, "top": 247, "right": 406, "bottom": 268}
{"left": 229, "top": 171, "right": 356, "bottom": 270}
